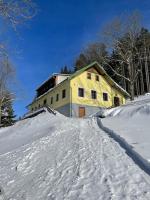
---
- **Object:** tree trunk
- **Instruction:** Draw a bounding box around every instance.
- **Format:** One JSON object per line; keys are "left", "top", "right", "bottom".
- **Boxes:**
{"left": 144, "top": 47, "right": 150, "bottom": 92}
{"left": 121, "top": 65, "right": 127, "bottom": 90}
{"left": 139, "top": 58, "right": 144, "bottom": 94}
{"left": 130, "top": 82, "right": 135, "bottom": 100}
{"left": 0, "top": 101, "right": 2, "bottom": 126}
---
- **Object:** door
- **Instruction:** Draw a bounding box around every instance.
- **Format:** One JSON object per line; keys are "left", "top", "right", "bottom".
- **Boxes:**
{"left": 114, "top": 97, "right": 120, "bottom": 107}
{"left": 79, "top": 107, "right": 85, "bottom": 118}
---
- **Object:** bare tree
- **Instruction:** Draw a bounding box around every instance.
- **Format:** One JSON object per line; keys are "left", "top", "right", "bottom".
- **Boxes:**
{"left": 75, "top": 42, "right": 107, "bottom": 71}
{"left": 0, "top": 56, "right": 14, "bottom": 124}
{"left": 0, "top": 0, "right": 37, "bottom": 124}
{"left": 0, "top": 0, "right": 37, "bottom": 29}
{"left": 102, "top": 11, "right": 142, "bottom": 100}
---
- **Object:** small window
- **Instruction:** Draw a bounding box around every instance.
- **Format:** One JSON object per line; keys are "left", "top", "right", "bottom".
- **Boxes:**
{"left": 62, "top": 89, "right": 66, "bottom": 98}
{"left": 103, "top": 93, "right": 108, "bottom": 101}
{"left": 78, "top": 88, "right": 84, "bottom": 97}
{"left": 87, "top": 72, "right": 91, "bottom": 79}
{"left": 91, "top": 90, "right": 97, "bottom": 99}
{"left": 56, "top": 94, "right": 59, "bottom": 101}
{"left": 51, "top": 97, "right": 53, "bottom": 104}
{"left": 43, "top": 99, "right": 47, "bottom": 105}
{"left": 96, "top": 75, "right": 99, "bottom": 81}
{"left": 38, "top": 104, "right": 40, "bottom": 108}
{"left": 35, "top": 106, "right": 37, "bottom": 110}
{"left": 32, "top": 108, "right": 33, "bottom": 111}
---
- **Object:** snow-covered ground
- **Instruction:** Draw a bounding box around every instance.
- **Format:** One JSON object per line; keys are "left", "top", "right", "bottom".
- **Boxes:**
{"left": 0, "top": 107, "right": 150, "bottom": 199}
{"left": 103, "top": 94, "right": 150, "bottom": 164}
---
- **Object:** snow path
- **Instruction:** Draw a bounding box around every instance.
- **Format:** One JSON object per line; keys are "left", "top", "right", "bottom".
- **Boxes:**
{"left": 0, "top": 113, "right": 150, "bottom": 199}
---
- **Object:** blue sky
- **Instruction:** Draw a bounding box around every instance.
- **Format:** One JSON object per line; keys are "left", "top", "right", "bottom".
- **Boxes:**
{"left": 9, "top": 0, "right": 150, "bottom": 117}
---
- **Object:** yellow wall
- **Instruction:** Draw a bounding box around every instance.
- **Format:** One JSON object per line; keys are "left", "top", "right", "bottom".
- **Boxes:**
{"left": 29, "top": 79, "right": 70, "bottom": 111}
{"left": 70, "top": 70, "right": 126, "bottom": 108}
{"left": 29, "top": 67, "right": 126, "bottom": 112}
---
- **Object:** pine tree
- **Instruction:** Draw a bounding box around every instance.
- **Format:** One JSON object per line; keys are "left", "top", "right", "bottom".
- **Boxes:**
{"left": 1, "top": 96, "right": 16, "bottom": 127}
{"left": 60, "top": 66, "right": 72, "bottom": 74}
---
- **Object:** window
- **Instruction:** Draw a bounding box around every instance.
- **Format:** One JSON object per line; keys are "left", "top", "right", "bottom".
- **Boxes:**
{"left": 32, "top": 108, "right": 33, "bottom": 111}
{"left": 56, "top": 94, "right": 59, "bottom": 101}
{"left": 43, "top": 99, "right": 47, "bottom": 105}
{"left": 95, "top": 75, "right": 99, "bottom": 81}
{"left": 51, "top": 97, "right": 53, "bottom": 104}
{"left": 62, "top": 89, "right": 66, "bottom": 98}
{"left": 103, "top": 93, "right": 108, "bottom": 101}
{"left": 87, "top": 72, "right": 91, "bottom": 79}
{"left": 91, "top": 90, "right": 97, "bottom": 99}
{"left": 78, "top": 88, "right": 84, "bottom": 97}
{"left": 38, "top": 104, "right": 40, "bottom": 108}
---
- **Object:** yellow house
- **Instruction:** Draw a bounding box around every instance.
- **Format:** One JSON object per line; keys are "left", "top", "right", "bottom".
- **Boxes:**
{"left": 27, "top": 61, "right": 129, "bottom": 117}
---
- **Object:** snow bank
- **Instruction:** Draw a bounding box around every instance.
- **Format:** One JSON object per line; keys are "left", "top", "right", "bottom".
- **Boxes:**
{"left": 103, "top": 94, "right": 150, "bottom": 164}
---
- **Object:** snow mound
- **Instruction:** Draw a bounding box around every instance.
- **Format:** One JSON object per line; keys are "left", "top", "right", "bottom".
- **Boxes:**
{"left": 105, "top": 95, "right": 150, "bottom": 118}
{"left": 0, "top": 111, "right": 65, "bottom": 155}
{"left": 107, "top": 104, "right": 150, "bottom": 117}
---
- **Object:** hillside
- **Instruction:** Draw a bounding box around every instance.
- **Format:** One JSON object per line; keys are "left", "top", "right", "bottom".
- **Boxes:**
{"left": 0, "top": 105, "right": 150, "bottom": 199}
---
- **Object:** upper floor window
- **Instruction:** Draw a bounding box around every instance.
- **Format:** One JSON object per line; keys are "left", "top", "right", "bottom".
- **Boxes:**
{"left": 56, "top": 94, "right": 59, "bottom": 101}
{"left": 51, "top": 97, "right": 53, "bottom": 104}
{"left": 87, "top": 72, "right": 91, "bottom": 79}
{"left": 103, "top": 93, "right": 108, "bottom": 101}
{"left": 95, "top": 75, "right": 99, "bottom": 81}
{"left": 78, "top": 88, "right": 84, "bottom": 97}
{"left": 62, "top": 89, "right": 66, "bottom": 98}
{"left": 91, "top": 90, "right": 97, "bottom": 99}
{"left": 43, "top": 99, "right": 47, "bottom": 105}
